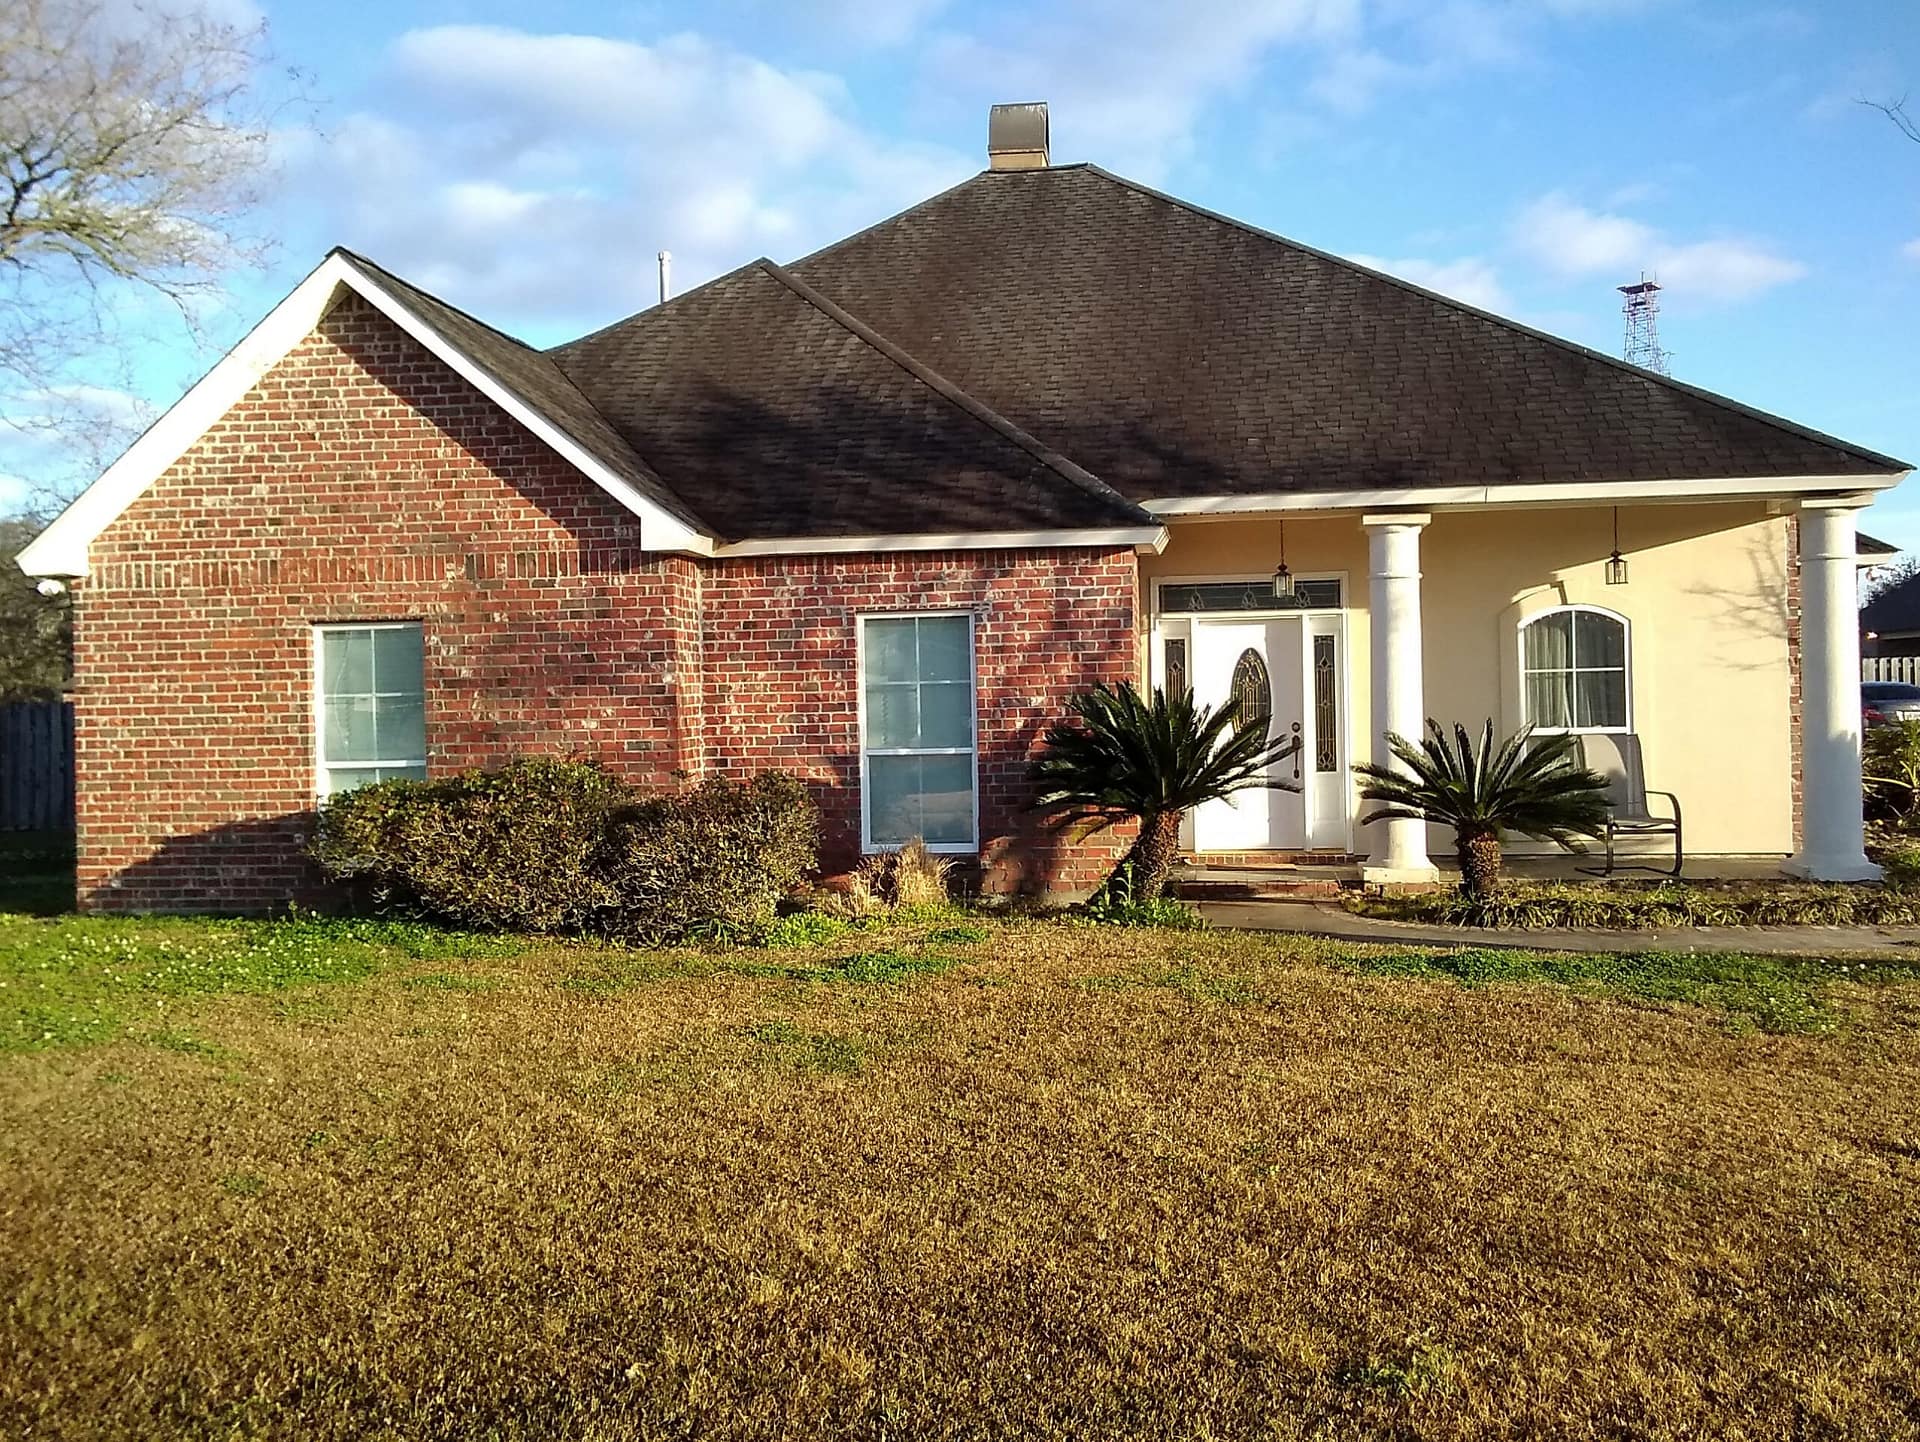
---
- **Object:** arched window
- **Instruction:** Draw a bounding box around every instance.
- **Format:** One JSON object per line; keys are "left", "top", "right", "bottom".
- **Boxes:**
{"left": 1230, "top": 648, "right": 1272, "bottom": 738}
{"left": 1520, "top": 607, "right": 1630, "bottom": 732}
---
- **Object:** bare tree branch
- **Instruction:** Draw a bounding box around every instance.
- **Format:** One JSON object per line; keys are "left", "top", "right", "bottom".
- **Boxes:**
{"left": 0, "top": 0, "right": 286, "bottom": 512}
{"left": 1861, "top": 94, "right": 1920, "bottom": 145}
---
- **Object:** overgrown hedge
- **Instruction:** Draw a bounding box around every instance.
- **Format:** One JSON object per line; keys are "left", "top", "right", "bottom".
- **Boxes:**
{"left": 312, "top": 758, "right": 818, "bottom": 941}
{"left": 1346, "top": 880, "right": 1920, "bottom": 931}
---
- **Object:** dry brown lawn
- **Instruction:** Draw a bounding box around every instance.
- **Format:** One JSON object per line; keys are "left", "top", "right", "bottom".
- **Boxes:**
{"left": 4, "top": 916, "right": 1920, "bottom": 1440}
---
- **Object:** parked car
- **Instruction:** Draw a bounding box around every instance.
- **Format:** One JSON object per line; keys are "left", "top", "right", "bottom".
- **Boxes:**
{"left": 1863, "top": 681, "right": 1920, "bottom": 728}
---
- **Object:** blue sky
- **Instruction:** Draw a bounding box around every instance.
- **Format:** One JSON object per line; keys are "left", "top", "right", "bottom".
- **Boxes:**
{"left": 8, "top": 0, "right": 1920, "bottom": 545}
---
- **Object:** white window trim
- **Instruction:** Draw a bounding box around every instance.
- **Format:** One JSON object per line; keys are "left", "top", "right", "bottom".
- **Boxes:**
{"left": 1517, "top": 604, "right": 1633, "bottom": 735}
{"left": 856, "top": 610, "right": 981, "bottom": 855}
{"left": 1153, "top": 571, "right": 1349, "bottom": 618}
{"left": 313, "top": 621, "right": 428, "bottom": 797}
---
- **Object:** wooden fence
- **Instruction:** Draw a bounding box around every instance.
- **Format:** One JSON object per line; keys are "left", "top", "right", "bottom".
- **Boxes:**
{"left": 0, "top": 700, "right": 75, "bottom": 832}
{"left": 1864, "top": 656, "right": 1920, "bottom": 686}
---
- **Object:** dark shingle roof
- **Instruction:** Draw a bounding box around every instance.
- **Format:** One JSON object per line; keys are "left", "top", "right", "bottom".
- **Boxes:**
{"left": 786, "top": 165, "right": 1907, "bottom": 499}
{"left": 346, "top": 166, "right": 1908, "bottom": 543}
{"left": 1859, "top": 531, "right": 1900, "bottom": 557}
{"left": 334, "top": 249, "right": 709, "bottom": 533}
{"left": 1864, "top": 569, "right": 1920, "bottom": 635}
{"left": 548, "top": 260, "right": 1154, "bottom": 541}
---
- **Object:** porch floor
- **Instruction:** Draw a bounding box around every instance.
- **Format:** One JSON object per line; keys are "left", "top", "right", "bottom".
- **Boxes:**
{"left": 1176, "top": 854, "right": 1794, "bottom": 892}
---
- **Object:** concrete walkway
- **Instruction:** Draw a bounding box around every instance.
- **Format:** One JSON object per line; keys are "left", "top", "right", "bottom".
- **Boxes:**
{"left": 1198, "top": 900, "right": 1920, "bottom": 959}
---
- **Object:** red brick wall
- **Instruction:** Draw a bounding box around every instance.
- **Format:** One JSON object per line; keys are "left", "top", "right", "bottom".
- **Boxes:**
{"left": 72, "top": 295, "right": 1135, "bottom": 909}
{"left": 698, "top": 552, "right": 1137, "bottom": 895}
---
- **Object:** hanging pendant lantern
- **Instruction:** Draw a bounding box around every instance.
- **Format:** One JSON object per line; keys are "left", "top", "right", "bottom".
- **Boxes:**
{"left": 1273, "top": 522, "right": 1295, "bottom": 602}
{"left": 1606, "top": 506, "right": 1629, "bottom": 586}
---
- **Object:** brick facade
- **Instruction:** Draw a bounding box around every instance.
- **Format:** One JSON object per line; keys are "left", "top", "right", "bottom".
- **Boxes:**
{"left": 72, "top": 296, "right": 1134, "bottom": 910}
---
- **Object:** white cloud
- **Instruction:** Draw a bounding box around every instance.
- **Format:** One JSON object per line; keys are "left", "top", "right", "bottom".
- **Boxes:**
{"left": 1511, "top": 193, "right": 1805, "bottom": 302}
{"left": 1903, "top": 238, "right": 1920, "bottom": 263}
{"left": 812, "top": 0, "right": 951, "bottom": 48}
{"left": 1649, "top": 239, "right": 1806, "bottom": 301}
{"left": 1346, "top": 253, "right": 1511, "bottom": 312}
{"left": 281, "top": 25, "right": 973, "bottom": 335}
{"left": 1309, "top": 50, "right": 1418, "bottom": 115}
{"left": 920, "top": 0, "right": 1360, "bottom": 177}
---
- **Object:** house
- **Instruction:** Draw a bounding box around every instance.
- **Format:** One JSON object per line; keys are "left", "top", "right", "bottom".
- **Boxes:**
{"left": 14, "top": 104, "right": 1910, "bottom": 910}
{"left": 1860, "top": 535, "right": 1920, "bottom": 660}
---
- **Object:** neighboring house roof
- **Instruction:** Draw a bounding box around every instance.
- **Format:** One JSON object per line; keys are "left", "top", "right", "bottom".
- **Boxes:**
{"left": 1858, "top": 531, "right": 1900, "bottom": 558}
{"left": 786, "top": 165, "right": 1906, "bottom": 505}
{"left": 15, "top": 162, "right": 1910, "bottom": 577}
{"left": 1864, "top": 569, "right": 1920, "bottom": 636}
{"left": 551, "top": 260, "right": 1154, "bottom": 541}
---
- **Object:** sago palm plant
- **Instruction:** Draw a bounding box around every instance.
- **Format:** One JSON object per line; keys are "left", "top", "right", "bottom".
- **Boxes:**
{"left": 1356, "top": 720, "right": 1611, "bottom": 897}
{"left": 1029, "top": 682, "right": 1300, "bottom": 901}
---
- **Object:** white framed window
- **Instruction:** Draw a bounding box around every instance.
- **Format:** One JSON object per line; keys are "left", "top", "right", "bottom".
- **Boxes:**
{"left": 1520, "top": 606, "right": 1630, "bottom": 733}
{"left": 313, "top": 623, "right": 428, "bottom": 796}
{"left": 858, "top": 612, "right": 978, "bottom": 852}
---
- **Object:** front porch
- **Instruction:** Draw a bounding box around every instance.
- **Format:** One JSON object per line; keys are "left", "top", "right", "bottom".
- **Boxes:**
{"left": 1139, "top": 494, "right": 1880, "bottom": 885}
{"left": 1174, "top": 853, "right": 1797, "bottom": 902}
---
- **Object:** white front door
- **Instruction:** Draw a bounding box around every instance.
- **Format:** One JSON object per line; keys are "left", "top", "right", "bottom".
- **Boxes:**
{"left": 1191, "top": 617, "right": 1310, "bottom": 850}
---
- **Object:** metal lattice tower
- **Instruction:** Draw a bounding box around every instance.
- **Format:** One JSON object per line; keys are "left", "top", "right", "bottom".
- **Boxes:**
{"left": 1618, "top": 274, "right": 1670, "bottom": 374}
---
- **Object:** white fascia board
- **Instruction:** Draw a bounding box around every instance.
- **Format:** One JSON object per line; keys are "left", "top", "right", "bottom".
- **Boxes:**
{"left": 16, "top": 252, "right": 713, "bottom": 577}
{"left": 1142, "top": 472, "right": 1911, "bottom": 519}
{"left": 710, "top": 525, "right": 1170, "bottom": 558}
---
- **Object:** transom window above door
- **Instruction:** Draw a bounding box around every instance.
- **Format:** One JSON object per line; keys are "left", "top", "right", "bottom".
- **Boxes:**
{"left": 1520, "top": 607, "right": 1629, "bottom": 732}
{"left": 1160, "top": 578, "right": 1342, "bottom": 613}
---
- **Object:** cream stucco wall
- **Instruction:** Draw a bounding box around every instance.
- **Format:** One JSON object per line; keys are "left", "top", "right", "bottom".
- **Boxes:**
{"left": 1140, "top": 503, "right": 1794, "bottom": 856}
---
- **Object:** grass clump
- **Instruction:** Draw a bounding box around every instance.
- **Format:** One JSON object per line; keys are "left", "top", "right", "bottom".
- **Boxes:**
{"left": 1347, "top": 946, "right": 1919, "bottom": 1034}
{"left": 744, "top": 1018, "right": 867, "bottom": 1074}
{"left": 1076, "top": 891, "right": 1207, "bottom": 930}
{"left": 1347, "top": 879, "right": 1920, "bottom": 930}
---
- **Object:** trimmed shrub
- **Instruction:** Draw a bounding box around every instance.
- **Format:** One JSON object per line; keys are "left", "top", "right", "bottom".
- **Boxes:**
{"left": 313, "top": 760, "right": 820, "bottom": 941}
{"left": 312, "top": 757, "right": 628, "bottom": 932}
{"left": 598, "top": 772, "right": 820, "bottom": 943}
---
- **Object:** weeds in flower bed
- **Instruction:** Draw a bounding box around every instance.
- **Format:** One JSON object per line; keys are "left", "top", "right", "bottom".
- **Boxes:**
{"left": 1346, "top": 880, "right": 1920, "bottom": 930}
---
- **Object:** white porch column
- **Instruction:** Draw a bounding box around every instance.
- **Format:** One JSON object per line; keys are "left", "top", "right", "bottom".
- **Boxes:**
{"left": 1786, "top": 496, "right": 1880, "bottom": 882}
{"left": 1361, "top": 513, "right": 1439, "bottom": 883}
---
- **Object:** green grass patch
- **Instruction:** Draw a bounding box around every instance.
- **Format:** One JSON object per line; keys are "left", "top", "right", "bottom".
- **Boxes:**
{"left": 1078, "top": 963, "right": 1260, "bottom": 1005}
{"left": 754, "top": 912, "right": 856, "bottom": 948}
{"left": 1347, "top": 946, "right": 1920, "bottom": 1034}
{"left": 743, "top": 1018, "right": 867, "bottom": 1074}
{"left": 0, "top": 913, "right": 521, "bottom": 1053}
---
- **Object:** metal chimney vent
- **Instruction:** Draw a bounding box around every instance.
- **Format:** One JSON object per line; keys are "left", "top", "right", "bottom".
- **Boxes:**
{"left": 987, "top": 102, "right": 1050, "bottom": 170}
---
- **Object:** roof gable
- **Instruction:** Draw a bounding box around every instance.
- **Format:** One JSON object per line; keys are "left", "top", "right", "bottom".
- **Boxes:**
{"left": 16, "top": 251, "right": 713, "bottom": 577}
{"left": 549, "top": 259, "right": 1159, "bottom": 542}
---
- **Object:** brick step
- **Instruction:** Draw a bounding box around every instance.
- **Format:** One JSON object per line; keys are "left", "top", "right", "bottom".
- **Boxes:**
{"left": 1174, "top": 877, "right": 1344, "bottom": 901}
{"left": 1180, "top": 852, "right": 1360, "bottom": 869}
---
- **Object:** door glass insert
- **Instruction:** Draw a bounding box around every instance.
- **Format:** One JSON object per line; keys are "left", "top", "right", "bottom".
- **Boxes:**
{"left": 1164, "top": 637, "right": 1188, "bottom": 700}
{"left": 1229, "top": 648, "right": 1272, "bottom": 739}
{"left": 1312, "top": 634, "right": 1337, "bottom": 772}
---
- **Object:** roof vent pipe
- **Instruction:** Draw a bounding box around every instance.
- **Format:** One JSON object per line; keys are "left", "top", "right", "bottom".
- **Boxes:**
{"left": 987, "top": 102, "right": 1050, "bottom": 170}
{"left": 657, "top": 250, "right": 672, "bottom": 304}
